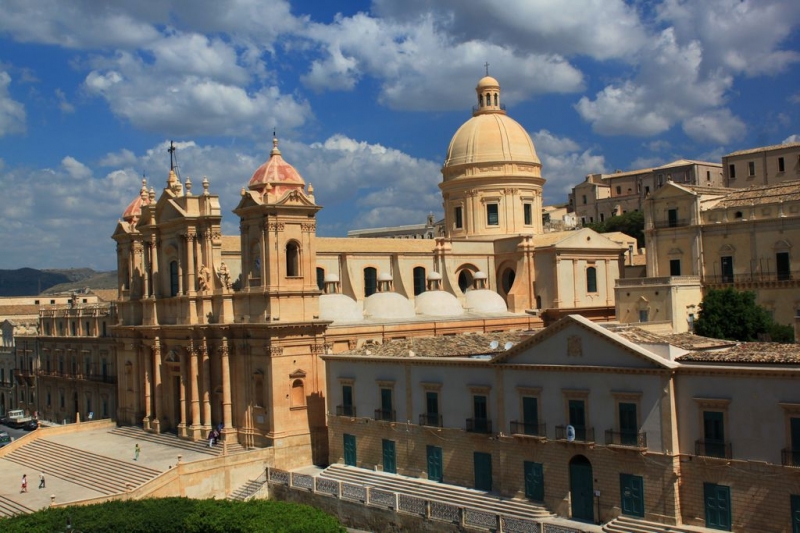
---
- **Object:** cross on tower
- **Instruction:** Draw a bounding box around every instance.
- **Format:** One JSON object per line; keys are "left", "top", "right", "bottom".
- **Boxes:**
{"left": 168, "top": 141, "right": 176, "bottom": 171}
{"left": 484, "top": 62, "right": 489, "bottom": 76}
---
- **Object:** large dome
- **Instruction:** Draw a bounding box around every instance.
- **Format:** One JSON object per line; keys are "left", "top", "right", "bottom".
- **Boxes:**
{"left": 443, "top": 113, "right": 540, "bottom": 170}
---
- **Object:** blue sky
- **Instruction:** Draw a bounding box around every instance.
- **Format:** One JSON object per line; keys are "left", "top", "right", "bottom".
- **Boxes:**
{"left": 0, "top": 0, "right": 798, "bottom": 271}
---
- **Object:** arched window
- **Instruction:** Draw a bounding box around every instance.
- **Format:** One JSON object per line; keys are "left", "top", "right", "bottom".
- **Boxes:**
{"left": 364, "top": 267, "right": 377, "bottom": 297}
{"left": 458, "top": 270, "right": 473, "bottom": 293}
{"left": 286, "top": 241, "right": 300, "bottom": 277}
{"left": 479, "top": 94, "right": 484, "bottom": 106}
{"left": 169, "top": 260, "right": 179, "bottom": 296}
{"left": 501, "top": 268, "right": 516, "bottom": 294}
{"left": 586, "top": 267, "right": 597, "bottom": 293}
{"left": 413, "top": 267, "right": 426, "bottom": 296}
{"left": 291, "top": 379, "right": 305, "bottom": 407}
{"left": 254, "top": 377, "right": 264, "bottom": 408}
{"left": 316, "top": 267, "right": 325, "bottom": 290}
{"left": 493, "top": 93, "right": 498, "bottom": 106}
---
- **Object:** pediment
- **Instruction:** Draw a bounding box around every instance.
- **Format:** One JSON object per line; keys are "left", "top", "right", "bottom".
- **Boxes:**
{"left": 774, "top": 239, "right": 792, "bottom": 251}
{"left": 289, "top": 368, "right": 307, "bottom": 379}
{"left": 540, "top": 228, "right": 626, "bottom": 251}
{"left": 718, "top": 243, "right": 736, "bottom": 253}
{"left": 155, "top": 196, "right": 189, "bottom": 222}
{"left": 493, "top": 315, "right": 675, "bottom": 370}
{"left": 273, "top": 189, "right": 317, "bottom": 207}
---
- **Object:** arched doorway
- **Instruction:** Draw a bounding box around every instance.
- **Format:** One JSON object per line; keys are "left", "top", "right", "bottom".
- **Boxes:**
{"left": 456, "top": 264, "right": 478, "bottom": 293}
{"left": 569, "top": 455, "right": 594, "bottom": 522}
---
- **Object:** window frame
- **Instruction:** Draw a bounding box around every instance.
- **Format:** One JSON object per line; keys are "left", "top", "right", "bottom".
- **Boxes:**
{"left": 486, "top": 203, "right": 499, "bottom": 226}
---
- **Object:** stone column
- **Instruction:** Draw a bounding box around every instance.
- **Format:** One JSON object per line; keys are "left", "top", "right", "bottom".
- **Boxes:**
{"left": 142, "top": 343, "right": 152, "bottom": 430}
{"left": 189, "top": 340, "right": 201, "bottom": 439}
{"left": 143, "top": 242, "right": 151, "bottom": 298}
{"left": 185, "top": 234, "right": 196, "bottom": 295}
{"left": 150, "top": 237, "right": 159, "bottom": 297}
{"left": 178, "top": 357, "right": 187, "bottom": 437}
{"left": 573, "top": 259, "right": 580, "bottom": 308}
{"left": 220, "top": 337, "right": 233, "bottom": 437}
{"left": 152, "top": 337, "right": 162, "bottom": 433}
{"left": 201, "top": 336, "right": 211, "bottom": 431}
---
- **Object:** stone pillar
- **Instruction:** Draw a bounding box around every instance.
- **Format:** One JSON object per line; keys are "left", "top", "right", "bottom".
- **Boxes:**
{"left": 201, "top": 337, "right": 212, "bottom": 432}
{"left": 178, "top": 358, "right": 187, "bottom": 437}
{"left": 189, "top": 340, "right": 201, "bottom": 439}
{"left": 150, "top": 237, "right": 159, "bottom": 297}
{"left": 143, "top": 243, "right": 151, "bottom": 298}
{"left": 186, "top": 234, "right": 196, "bottom": 295}
{"left": 573, "top": 259, "right": 580, "bottom": 308}
{"left": 220, "top": 337, "right": 233, "bottom": 437}
{"left": 142, "top": 343, "right": 152, "bottom": 430}
{"left": 152, "top": 337, "right": 162, "bottom": 433}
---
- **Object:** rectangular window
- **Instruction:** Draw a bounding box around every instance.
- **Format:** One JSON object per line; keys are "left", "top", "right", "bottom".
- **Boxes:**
{"left": 703, "top": 411, "right": 726, "bottom": 458}
{"left": 779, "top": 157, "right": 785, "bottom": 173}
{"left": 644, "top": 186, "right": 650, "bottom": 196}
{"left": 616, "top": 185, "right": 621, "bottom": 194}
{"left": 639, "top": 309, "right": 648, "bottom": 323}
{"left": 522, "top": 396, "right": 539, "bottom": 435}
{"left": 619, "top": 403, "right": 638, "bottom": 446}
{"left": 670, "top": 259, "right": 681, "bottom": 276}
{"left": 422, "top": 390, "right": 440, "bottom": 426}
{"left": 729, "top": 164, "right": 736, "bottom": 179}
{"left": 341, "top": 384, "right": 354, "bottom": 417}
{"left": 569, "top": 399, "right": 586, "bottom": 441}
{"left": 667, "top": 208, "right": 678, "bottom": 227}
{"left": 523, "top": 204, "right": 532, "bottom": 225}
{"left": 748, "top": 161, "right": 756, "bottom": 176}
{"left": 777, "top": 252, "right": 791, "bottom": 281}
{"left": 486, "top": 204, "right": 499, "bottom": 226}
{"left": 454, "top": 206, "right": 463, "bottom": 229}
{"left": 582, "top": 195, "right": 587, "bottom": 205}
{"left": 379, "top": 388, "right": 393, "bottom": 421}
{"left": 707, "top": 170, "right": 711, "bottom": 181}
{"left": 721, "top": 256, "right": 734, "bottom": 283}
{"left": 600, "top": 213, "right": 605, "bottom": 222}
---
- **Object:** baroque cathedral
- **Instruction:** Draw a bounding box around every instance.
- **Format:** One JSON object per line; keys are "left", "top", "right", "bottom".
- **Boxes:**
{"left": 111, "top": 76, "right": 627, "bottom": 466}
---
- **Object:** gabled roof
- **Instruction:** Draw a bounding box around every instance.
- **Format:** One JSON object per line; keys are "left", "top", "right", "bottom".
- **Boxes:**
{"left": 713, "top": 181, "right": 800, "bottom": 209}
{"left": 492, "top": 314, "right": 677, "bottom": 369}
{"left": 531, "top": 228, "right": 626, "bottom": 251}
{"left": 724, "top": 141, "right": 800, "bottom": 157}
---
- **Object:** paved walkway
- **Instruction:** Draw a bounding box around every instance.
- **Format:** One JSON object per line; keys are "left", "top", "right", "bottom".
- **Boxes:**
{"left": 0, "top": 426, "right": 216, "bottom": 515}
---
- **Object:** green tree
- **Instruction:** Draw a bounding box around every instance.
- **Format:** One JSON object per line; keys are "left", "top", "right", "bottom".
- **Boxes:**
{"left": 694, "top": 287, "right": 794, "bottom": 342}
{"left": 586, "top": 210, "right": 644, "bottom": 248}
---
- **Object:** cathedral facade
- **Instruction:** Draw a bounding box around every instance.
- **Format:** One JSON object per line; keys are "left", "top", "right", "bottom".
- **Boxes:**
{"left": 111, "top": 77, "right": 627, "bottom": 468}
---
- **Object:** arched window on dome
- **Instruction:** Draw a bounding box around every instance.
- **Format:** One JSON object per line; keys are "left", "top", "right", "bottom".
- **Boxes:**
{"left": 485, "top": 92, "right": 491, "bottom": 106}
{"left": 364, "top": 267, "right": 377, "bottom": 297}
{"left": 286, "top": 241, "right": 300, "bottom": 277}
{"left": 493, "top": 93, "right": 498, "bottom": 106}
{"left": 479, "top": 94, "right": 484, "bottom": 107}
{"left": 413, "top": 267, "right": 426, "bottom": 296}
{"left": 586, "top": 266, "right": 597, "bottom": 293}
{"left": 169, "top": 261, "right": 179, "bottom": 297}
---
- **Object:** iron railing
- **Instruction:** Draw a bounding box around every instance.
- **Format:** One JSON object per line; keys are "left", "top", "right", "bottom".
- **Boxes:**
{"left": 466, "top": 418, "right": 492, "bottom": 434}
{"left": 374, "top": 409, "right": 396, "bottom": 422}
{"left": 781, "top": 448, "right": 800, "bottom": 467}
{"left": 419, "top": 413, "right": 442, "bottom": 427}
{"left": 336, "top": 405, "right": 356, "bottom": 417}
{"left": 510, "top": 421, "right": 546, "bottom": 437}
{"left": 605, "top": 429, "right": 647, "bottom": 448}
{"left": 555, "top": 425, "right": 594, "bottom": 442}
{"left": 695, "top": 439, "right": 732, "bottom": 459}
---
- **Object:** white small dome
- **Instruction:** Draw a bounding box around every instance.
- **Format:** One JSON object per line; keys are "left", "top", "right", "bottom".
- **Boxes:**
{"left": 319, "top": 293, "right": 363, "bottom": 322}
{"left": 364, "top": 292, "right": 415, "bottom": 319}
{"left": 415, "top": 291, "right": 464, "bottom": 316}
{"left": 473, "top": 271, "right": 487, "bottom": 280}
{"left": 465, "top": 289, "right": 507, "bottom": 313}
{"left": 324, "top": 273, "right": 340, "bottom": 283}
{"left": 427, "top": 271, "right": 442, "bottom": 281}
{"left": 378, "top": 272, "right": 393, "bottom": 282}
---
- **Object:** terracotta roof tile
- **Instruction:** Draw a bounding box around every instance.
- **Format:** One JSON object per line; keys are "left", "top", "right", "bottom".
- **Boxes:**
{"left": 724, "top": 142, "right": 800, "bottom": 157}
{"left": 611, "top": 327, "right": 734, "bottom": 351}
{"left": 678, "top": 342, "right": 800, "bottom": 364}
{"left": 338, "top": 330, "right": 534, "bottom": 358}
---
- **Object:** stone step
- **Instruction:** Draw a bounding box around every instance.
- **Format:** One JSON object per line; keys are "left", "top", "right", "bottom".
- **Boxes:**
{"left": 0, "top": 495, "right": 34, "bottom": 518}
{"left": 5, "top": 439, "right": 159, "bottom": 495}
{"left": 320, "top": 464, "right": 552, "bottom": 519}
{"left": 603, "top": 516, "right": 719, "bottom": 533}
{"left": 228, "top": 478, "right": 267, "bottom": 501}
{"left": 109, "top": 426, "right": 248, "bottom": 456}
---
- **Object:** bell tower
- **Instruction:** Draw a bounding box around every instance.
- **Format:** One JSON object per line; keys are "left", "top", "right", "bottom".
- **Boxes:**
{"left": 234, "top": 135, "right": 322, "bottom": 323}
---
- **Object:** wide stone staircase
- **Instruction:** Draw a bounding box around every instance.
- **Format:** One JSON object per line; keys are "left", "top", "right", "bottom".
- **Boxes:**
{"left": 319, "top": 463, "right": 554, "bottom": 521}
{"left": 228, "top": 474, "right": 268, "bottom": 502}
{"left": 109, "top": 426, "right": 247, "bottom": 456}
{"left": 0, "top": 495, "right": 34, "bottom": 518}
{"left": 603, "top": 516, "right": 720, "bottom": 533}
{"left": 4, "top": 439, "right": 161, "bottom": 495}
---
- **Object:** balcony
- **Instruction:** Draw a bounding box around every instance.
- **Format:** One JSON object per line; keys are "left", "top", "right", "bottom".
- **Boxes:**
{"left": 654, "top": 218, "right": 691, "bottom": 229}
{"left": 704, "top": 270, "right": 800, "bottom": 285}
{"left": 466, "top": 418, "right": 492, "bottom": 434}
{"left": 781, "top": 448, "right": 800, "bottom": 467}
{"left": 374, "top": 408, "right": 396, "bottom": 422}
{"left": 695, "top": 439, "right": 732, "bottom": 459}
{"left": 336, "top": 405, "right": 356, "bottom": 417}
{"left": 605, "top": 429, "right": 647, "bottom": 448}
{"left": 419, "top": 413, "right": 442, "bottom": 427}
{"left": 555, "top": 425, "right": 595, "bottom": 443}
{"left": 510, "top": 421, "right": 546, "bottom": 438}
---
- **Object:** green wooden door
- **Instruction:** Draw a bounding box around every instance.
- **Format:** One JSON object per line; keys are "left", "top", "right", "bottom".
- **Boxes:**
{"left": 524, "top": 461, "right": 544, "bottom": 502}
{"left": 704, "top": 483, "right": 731, "bottom": 531}
{"left": 474, "top": 452, "right": 492, "bottom": 491}
{"left": 620, "top": 474, "right": 644, "bottom": 518}
{"left": 427, "top": 445, "right": 443, "bottom": 482}
{"left": 619, "top": 402, "right": 638, "bottom": 446}
{"left": 523, "top": 397, "right": 539, "bottom": 435}
{"left": 791, "top": 494, "right": 800, "bottom": 533}
{"left": 569, "top": 456, "right": 594, "bottom": 522}
{"left": 343, "top": 434, "right": 356, "bottom": 466}
{"left": 382, "top": 439, "right": 396, "bottom": 474}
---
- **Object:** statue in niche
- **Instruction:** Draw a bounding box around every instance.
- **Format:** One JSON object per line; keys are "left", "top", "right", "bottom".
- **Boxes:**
{"left": 198, "top": 264, "right": 212, "bottom": 292}
{"left": 218, "top": 261, "right": 232, "bottom": 290}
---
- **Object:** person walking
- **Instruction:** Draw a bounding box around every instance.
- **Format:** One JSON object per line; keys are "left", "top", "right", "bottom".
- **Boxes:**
{"left": 134, "top": 443, "right": 140, "bottom": 461}
{"left": 21, "top": 474, "right": 27, "bottom": 493}
{"left": 39, "top": 471, "right": 45, "bottom": 489}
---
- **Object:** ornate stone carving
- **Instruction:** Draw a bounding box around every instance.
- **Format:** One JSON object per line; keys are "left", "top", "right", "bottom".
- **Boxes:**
{"left": 567, "top": 335, "right": 583, "bottom": 357}
{"left": 267, "top": 222, "right": 285, "bottom": 231}
{"left": 269, "top": 345, "right": 284, "bottom": 356}
{"left": 197, "top": 264, "right": 212, "bottom": 292}
{"left": 301, "top": 223, "right": 316, "bottom": 233}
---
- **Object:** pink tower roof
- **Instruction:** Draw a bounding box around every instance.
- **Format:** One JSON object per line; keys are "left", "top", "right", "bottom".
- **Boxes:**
{"left": 122, "top": 179, "right": 151, "bottom": 223}
{"left": 248, "top": 136, "right": 305, "bottom": 197}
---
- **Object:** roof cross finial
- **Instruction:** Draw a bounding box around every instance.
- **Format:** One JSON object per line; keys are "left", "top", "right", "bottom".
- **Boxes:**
{"left": 484, "top": 62, "right": 489, "bottom": 76}
{"left": 168, "top": 140, "right": 176, "bottom": 171}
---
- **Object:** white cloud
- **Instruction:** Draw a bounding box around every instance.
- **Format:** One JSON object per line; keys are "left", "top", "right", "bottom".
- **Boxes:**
{"left": 628, "top": 156, "right": 668, "bottom": 169}
{"left": 0, "top": 71, "right": 26, "bottom": 136}
{"left": 682, "top": 109, "right": 746, "bottom": 144}
{"left": 784, "top": 134, "right": 800, "bottom": 144}
{"left": 98, "top": 149, "right": 137, "bottom": 167}
{"left": 55, "top": 88, "right": 75, "bottom": 113}
{"left": 530, "top": 130, "right": 606, "bottom": 203}
{"left": 301, "top": 13, "right": 584, "bottom": 110}
{"left": 61, "top": 156, "right": 93, "bottom": 179}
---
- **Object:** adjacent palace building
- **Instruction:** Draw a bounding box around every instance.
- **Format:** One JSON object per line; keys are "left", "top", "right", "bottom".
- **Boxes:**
{"left": 3, "top": 76, "right": 800, "bottom": 532}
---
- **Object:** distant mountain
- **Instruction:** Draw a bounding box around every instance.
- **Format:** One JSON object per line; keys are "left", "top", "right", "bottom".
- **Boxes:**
{"left": 0, "top": 268, "right": 117, "bottom": 296}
